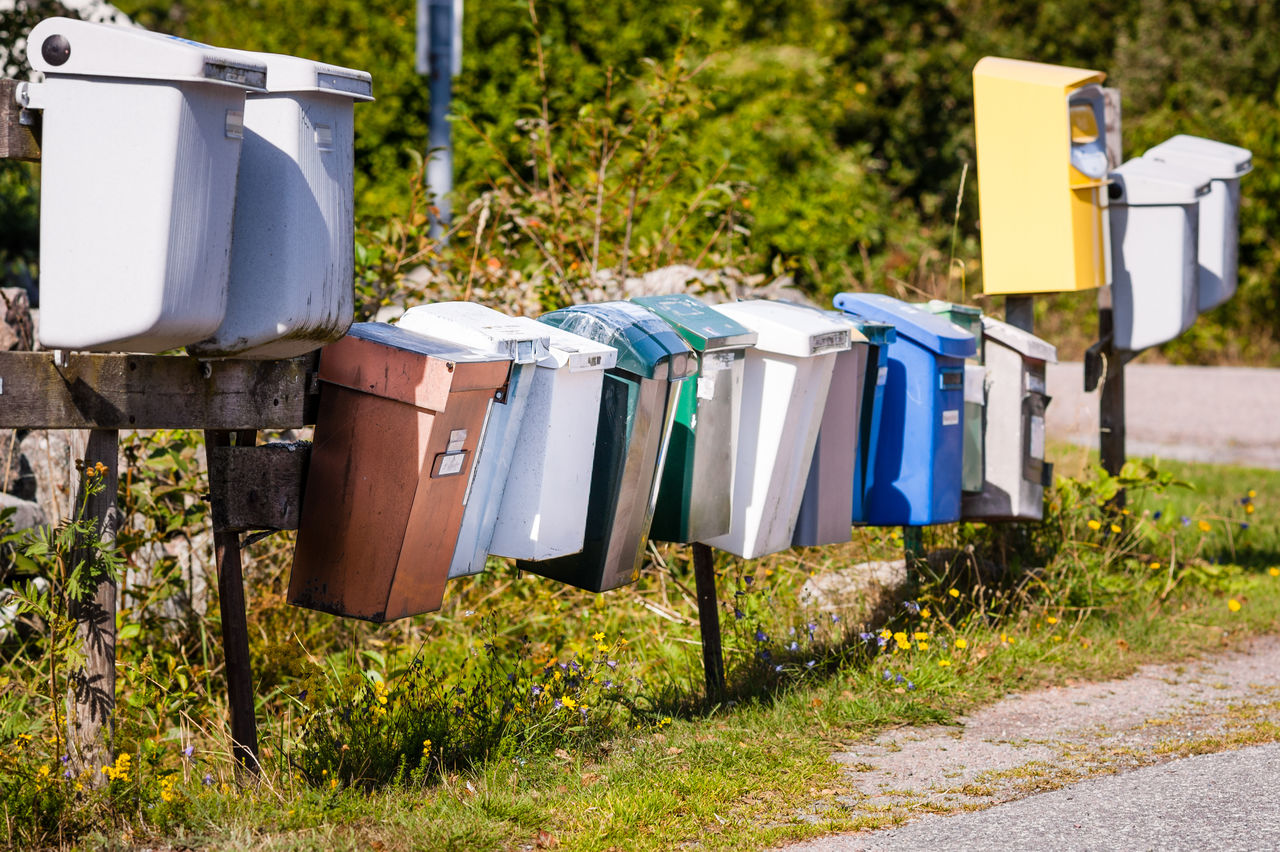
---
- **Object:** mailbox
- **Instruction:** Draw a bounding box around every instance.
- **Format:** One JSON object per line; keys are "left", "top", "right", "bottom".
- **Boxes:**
{"left": 838, "top": 315, "right": 897, "bottom": 525}
{"left": 520, "top": 303, "right": 695, "bottom": 592}
{"left": 191, "top": 50, "right": 373, "bottom": 359}
{"left": 793, "top": 312, "right": 870, "bottom": 547}
{"left": 631, "top": 294, "right": 757, "bottom": 544}
{"left": 703, "top": 300, "right": 851, "bottom": 559}
{"left": 289, "top": 323, "right": 511, "bottom": 621}
{"left": 1108, "top": 158, "right": 1211, "bottom": 351}
{"left": 25, "top": 17, "right": 266, "bottom": 352}
{"left": 833, "top": 293, "right": 976, "bottom": 526}
{"left": 921, "top": 301, "right": 986, "bottom": 492}
{"left": 962, "top": 316, "right": 1057, "bottom": 521}
{"left": 1143, "top": 135, "right": 1253, "bottom": 313}
{"left": 487, "top": 324, "right": 618, "bottom": 562}
{"left": 395, "top": 302, "right": 550, "bottom": 579}
{"left": 973, "top": 57, "right": 1109, "bottom": 295}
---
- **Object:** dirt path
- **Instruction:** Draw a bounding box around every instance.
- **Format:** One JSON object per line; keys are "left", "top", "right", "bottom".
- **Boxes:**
{"left": 780, "top": 635, "right": 1280, "bottom": 847}
{"left": 1046, "top": 361, "right": 1280, "bottom": 469}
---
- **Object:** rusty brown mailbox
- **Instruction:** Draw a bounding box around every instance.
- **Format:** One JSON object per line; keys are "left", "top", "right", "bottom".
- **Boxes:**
{"left": 289, "top": 322, "right": 512, "bottom": 622}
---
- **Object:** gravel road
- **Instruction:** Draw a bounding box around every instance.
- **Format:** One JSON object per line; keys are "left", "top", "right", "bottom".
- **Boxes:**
{"left": 1046, "top": 361, "right": 1280, "bottom": 469}
{"left": 779, "top": 635, "right": 1280, "bottom": 851}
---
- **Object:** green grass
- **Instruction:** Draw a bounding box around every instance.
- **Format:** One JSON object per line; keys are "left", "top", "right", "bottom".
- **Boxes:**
{"left": 6, "top": 444, "right": 1280, "bottom": 850}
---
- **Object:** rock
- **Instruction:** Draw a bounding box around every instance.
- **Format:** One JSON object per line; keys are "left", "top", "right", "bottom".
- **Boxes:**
{"left": 0, "top": 430, "right": 36, "bottom": 501}
{"left": 19, "top": 429, "right": 80, "bottom": 526}
{"left": 799, "top": 559, "right": 910, "bottom": 627}
{"left": 0, "top": 492, "right": 46, "bottom": 532}
{"left": 0, "top": 287, "right": 33, "bottom": 351}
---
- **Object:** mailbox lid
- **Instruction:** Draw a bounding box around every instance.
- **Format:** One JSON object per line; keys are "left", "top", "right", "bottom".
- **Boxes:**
{"left": 711, "top": 299, "right": 852, "bottom": 358}
{"left": 834, "top": 293, "right": 977, "bottom": 359}
{"left": 980, "top": 316, "right": 1058, "bottom": 363}
{"left": 840, "top": 313, "right": 897, "bottom": 347}
{"left": 319, "top": 322, "right": 511, "bottom": 411}
{"left": 972, "top": 56, "right": 1104, "bottom": 91}
{"left": 538, "top": 301, "right": 696, "bottom": 380}
{"left": 1109, "top": 158, "right": 1212, "bottom": 206}
{"left": 220, "top": 48, "right": 373, "bottom": 100}
{"left": 28, "top": 17, "right": 267, "bottom": 90}
{"left": 538, "top": 323, "right": 619, "bottom": 372}
{"left": 1144, "top": 134, "right": 1253, "bottom": 180}
{"left": 923, "top": 300, "right": 983, "bottom": 349}
{"left": 632, "top": 293, "right": 758, "bottom": 352}
{"left": 398, "top": 302, "right": 551, "bottom": 365}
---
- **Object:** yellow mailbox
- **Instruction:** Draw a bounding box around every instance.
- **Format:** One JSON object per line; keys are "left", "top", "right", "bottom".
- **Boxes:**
{"left": 974, "top": 57, "right": 1110, "bottom": 295}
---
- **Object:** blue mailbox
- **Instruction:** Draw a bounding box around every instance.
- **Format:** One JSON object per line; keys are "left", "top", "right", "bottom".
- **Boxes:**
{"left": 833, "top": 293, "right": 976, "bottom": 525}
{"left": 840, "top": 315, "right": 897, "bottom": 524}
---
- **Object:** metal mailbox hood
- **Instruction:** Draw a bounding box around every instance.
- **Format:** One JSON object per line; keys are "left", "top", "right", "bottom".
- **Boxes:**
{"left": 540, "top": 301, "right": 697, "bottom": 380}
{"left": 1144, "top": 134, "right": 1253, "bottom": 180}
{"left": 398, "top": 302, "right": 551, "bottom": 365}
{"left": 980, "top": 316, "right": 1058, "bottom": 363}
{"left": 211, "top": 46, "right": 373, "bottom": 100}
{"left": 834, "top": 293, "right": 976, "bottom": 359}
{"left": 632, "top": 293, "right": 758, "bottom": 352}
{"left": 712, "top": 299, "right": 852, "bottom": 358}
{"left": 27, "top": 17, "right": 267, "bottom": 90}
{"left": 1109, "top": 158, "right": 1212, "bottom": 206}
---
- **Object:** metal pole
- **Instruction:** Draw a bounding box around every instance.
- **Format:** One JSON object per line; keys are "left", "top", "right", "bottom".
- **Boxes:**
{"left": 1005, "top": 295, "right": 1034, "bottom": 334}
{"left": 1098, "top": 306, "right": 1126, "bottom": 505}
{"left": 425, "top": 0, "right": 455, "bottom": 239}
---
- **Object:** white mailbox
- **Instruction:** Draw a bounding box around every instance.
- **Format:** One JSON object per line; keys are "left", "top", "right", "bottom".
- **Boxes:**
{"left": 704, "top": 300, "right": 851, "bottom": 559}
{"left": 190, "top": 50, "right": 373, "bottom": 359}
{"left": 1108, "top": 157, "right": 1211, "bottom": 351}
{"left": 396, "top": 303, "right": 549, "bottom": 579}
{"left": 25, "top": 17, "right": 266, "bottom": 352}
{"left": 1143, "top": 135, "right": 1253, "bottom": 313}
{"left": 962, "top": 316, "right": 1057, "bottom": 521}
{"left": 487, "top": 325, "right": 617, "bottom": 562}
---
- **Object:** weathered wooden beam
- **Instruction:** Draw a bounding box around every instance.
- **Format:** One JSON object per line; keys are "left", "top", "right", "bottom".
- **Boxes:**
{"left": 0, "top": 79, "right": 40, "bottom": 162}
{"left": 0, "top": 351, "right": 319, "bottom": 430}
{"left": 207, "top": 441, "right": 310, "bottom": 532}
{"left": 691, "top": 542, "right": 725, "bottom": 704}
{"left": 206, "top": 429, "right": 262, "bottom": 776}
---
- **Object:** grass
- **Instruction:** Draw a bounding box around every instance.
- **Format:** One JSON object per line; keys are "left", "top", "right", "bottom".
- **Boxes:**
{"left": 5, "top": 444, "right": 1280, "bottom": 850}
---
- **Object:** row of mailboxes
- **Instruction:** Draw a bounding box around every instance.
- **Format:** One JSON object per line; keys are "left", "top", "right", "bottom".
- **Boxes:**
{"left": 285, "top": 293, "right": 1060, "bottom": 622}
{"left": 23, "top": 17, "right": 370, "bottom": 356}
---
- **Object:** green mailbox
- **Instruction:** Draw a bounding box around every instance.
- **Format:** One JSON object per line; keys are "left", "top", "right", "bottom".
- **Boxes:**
{"left": 632, "top": 294, "right": 758, "bottom": 543}
{"left": 922, "top": 300, "right": 986, "bottom": 493}
{"left": 520, "top": 302, "right": 696, "bottom": 592}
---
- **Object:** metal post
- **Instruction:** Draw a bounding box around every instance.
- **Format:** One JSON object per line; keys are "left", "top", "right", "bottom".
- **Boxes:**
{"left": 421, "top": 0, "right": 459, "bottom": 239}
{"left": 205, "top": 429, "right": 261, "bottom": 776}
{"left": 690, "top": 542, "right": 725, "bottom": 703}
{"left": 903, "top": 526, "right": 925, "bottom": 585}
{"left": 1098, "top": 307, "right": 1126, "bottom": 506}
{"left": 1005, "top": 295, "right": 1034, "bottom": 334}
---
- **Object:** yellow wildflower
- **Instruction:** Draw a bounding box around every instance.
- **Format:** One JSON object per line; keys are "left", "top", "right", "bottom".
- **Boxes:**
{"left": 561, "top": 696, "right": 577, "bottom": 710}
{"left": 592, "top": 632, "right": 605, "bottom": 642}
{"left": 921, "top": 608, "right": 931, "bottom": 619}
{"left": 948, "top": 589, "right": 960, "bottom": 598}
{"left": 1228, "top": 598, "right": 1242, "bottom": 612}
{"left": 913, "top": 632, "right": 929, "bottom": 641}
{"left": 1199, "top": 520, "right": 1212, "bottom": 532}
{"left": 37, "top": 764, "right": 50, "bottom": 779}
{"left": 1246, "top": 504, "right": 1255, "bottom": 515}
{"left": 954, "top": 638, "right": 968, "bottom": 650}
{"left": 1150, "top": 562, "right": 1161, "bottom": 571}
{"left": 1052, "top": 635, "right": 1062, "bottom": 642}
{"left": 1087, "top": 519, "right": 1101, "bottom": 531}
{"left": 879, "top": 628, "right": 892, "bottom": 640}
{"left": 1249, "top": 490, "right": 1257, "bottom": 498}
{"left": 938, "top": 659, "right": 951, "bottom": 667}
{"left": 1269, "top": 568, "right": 1279, "bottom": 577}
{"left": 916, "top": 641, "right": 929, "bottom": 651}
{"left": 1046, "top": 616, "right": 1058, "bottom": 625}
{"left": 1110, "top": 524, "right": 1122, "bottom": 534}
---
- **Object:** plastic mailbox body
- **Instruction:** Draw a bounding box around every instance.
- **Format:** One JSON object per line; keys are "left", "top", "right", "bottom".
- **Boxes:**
{"left": 1108, "top": 158, "right": 1212, "bottom": 352}
{"left": 973, "top": 57, "right": 1109, "bottom": 295}
{"left": 395, "top": 303, "right": 550, "bottom": 579}
{"left": 792, "top": 311, "right": 870, "bottom": 548}
{"left": 922, "top": 301, "right": 986, "bottom": 493}
{"left": 288, "top": 323, "right": 512, "bottom": 622}
{"left": 520, "top": 302, "right": 695, "bottom": 592}
{"left": 190, "top": 50, "right": 373, "bottom": 359}
{"left": 833, "top": 293, "right": 976, "bottom": 526}
{"left": 26, "top": 17, "right": 266, "bottom": 352}
{"left": 632, "top": 294, "right": 757, "bottom": 544}
{"left": 702, "top": 300, "right": 851, "bottom": 559}
{"left": 1143, "top": 135, "right": 1253, "bottom": 313}
{"left": 838, "top": 316, "right": 897, "bottom": 524}
{"left": 487, "top": 324, "right": 618, "bottom": 562}
{"left": 961, "top": 316, "right": 1057, "bottom": 521}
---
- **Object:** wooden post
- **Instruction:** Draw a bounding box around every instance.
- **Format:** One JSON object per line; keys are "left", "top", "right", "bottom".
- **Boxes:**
{"left": 1098, "top": 306, "right": 1127, "bottom": 507}
{"left": 205, "top": 429, "right": 261, "bottom": 776}
{"left": 1005, "top": 295, "right": 1034, "bottom": 334}
{"left": 690, "top": 542, "right": 725, "bottom": 704}
{"left": 66, "top": 428, "right": 120, "bottom": 782}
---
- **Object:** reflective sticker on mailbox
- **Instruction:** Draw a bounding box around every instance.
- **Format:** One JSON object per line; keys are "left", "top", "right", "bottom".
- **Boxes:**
{"left": 1025, "top": 372, "right": 1046, "bottom": 394}
{"left": 446, "top": 429, "right": 468, "bottom": 452}
{"left": 224, "top": 109, "right": 244, "bottom": 140}
{"left": 432, "top": 451, "right": 468, "bottom": 478}
{"left": 809, "top": 330, "right": 850, "bottom": 355}
{"left": 942, "top": 409, "right": 960, "bottom": 426}
{"left": 877, "top": 366, "right": 888, "bottom": 386}
{"left": 701, "top": 351, "right": 736, "bottom": 373}
{"left": 315, "top": 123, "right": 334, "bottom": 152}
{"left": 697, "top": 376, "right": 717, "bottom": 400}
{"left": 1030, "top": 415, "right": 1046, "bottom": 460}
